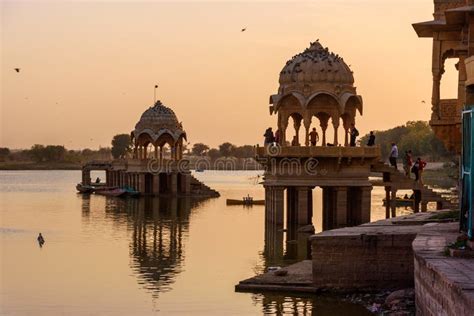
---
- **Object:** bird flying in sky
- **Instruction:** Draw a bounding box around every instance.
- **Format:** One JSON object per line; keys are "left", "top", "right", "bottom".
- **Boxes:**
{"left": 421, "top": 100, "right": 426, "bottom": 103}
{"left": 155, "top": 84, "right": 158, "bottom": 88}
{"left": 241, "top": 27, "right": 246, "bottom": 32}
{"left": 14, "top": 68, "right": 20, "bottom": 73}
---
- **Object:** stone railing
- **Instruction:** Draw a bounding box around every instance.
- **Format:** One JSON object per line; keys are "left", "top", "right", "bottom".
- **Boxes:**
{"left": 256, "top": 144, "right": 381, "bottom": 158}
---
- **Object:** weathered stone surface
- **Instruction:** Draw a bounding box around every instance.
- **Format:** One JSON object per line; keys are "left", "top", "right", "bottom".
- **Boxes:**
{"left": 413, "top": 222, "right": 474, "bottom": 316}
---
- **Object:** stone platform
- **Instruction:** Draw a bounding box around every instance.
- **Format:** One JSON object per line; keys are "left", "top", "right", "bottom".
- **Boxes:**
{"left": 235, "top": 210, "right": 461, "bottom": 294}
{"left": 413, "top": 222, "right": 474, "bottom": 316}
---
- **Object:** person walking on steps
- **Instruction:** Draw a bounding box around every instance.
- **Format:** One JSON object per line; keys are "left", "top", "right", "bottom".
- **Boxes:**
{"left": 389, "top": 142, "right": 399, "bottom": 170}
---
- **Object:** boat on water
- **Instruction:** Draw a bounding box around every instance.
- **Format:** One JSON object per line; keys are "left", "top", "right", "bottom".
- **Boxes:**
{"left": 382, "top": 198, "right": 414, "bottom": 208}
{"left": 95, "top": 188, "right": 127, "bottom": 197}
{"left": 123, "top": 186, "right": 140, "bottom": 197}
{"left": 76, "top": 183, "right": 138, "bottom": 197}
{"left": 195, "top": 168, "right": 204, "bottom": 172}
{"left": 226, "top": 195, "right": 265, "bottom": 206}
{"left": 76, "top": 183, "right": 94, "bottom": 193}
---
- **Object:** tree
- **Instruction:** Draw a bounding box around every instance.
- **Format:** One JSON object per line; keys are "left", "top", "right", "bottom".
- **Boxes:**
{"left": 232, "top": 145, "right": 255, "bottom": 158}
{"left": 192, "top": 143, "right": 210, "bottom": 156}
{"left": 218, "top": 142, "right": 235, "bottom": 157}
{"left": 207, "top": 148, "right": 220, "bottom": 160}
{"left": 111, "top": 134, "right": 131, "bottom": 159}
{"left": 360, "top": 120, "right": 451, "bottom": 160}
{"left": 0, "top": 147, "right": 10, "bottom": 161}
{"left": 29, "top": 144, "right": 46, "bottom": 162}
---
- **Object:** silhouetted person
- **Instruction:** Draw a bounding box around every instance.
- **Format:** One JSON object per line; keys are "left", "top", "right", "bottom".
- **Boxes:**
{"left": 350, "top": 123, "right": 359, "bottom": 147}
{"left": 95, "top": 177, "right": 100, "bottom": 183}
{"left": 389, "top": 142, "right": 398, "bottom": 169}
{"left": 263, "top": 127, "right": 275, "bottom": 145}
{"left": 291, "top": 135, "right": 300, "bottom": 146}
{"left": 367, "top": 131, "right": 375, "bottom": 146}
{"left": 309, "top": 128, "right": 319, "bottom": 146}
{"left": 274, "top": 129, "right": 281, "bottom": 145}
{"left": 413, "top": 157, "right": 427, "bottom": 184}
{"left": 37, "top": 233, "right": 45, "bottom": 247}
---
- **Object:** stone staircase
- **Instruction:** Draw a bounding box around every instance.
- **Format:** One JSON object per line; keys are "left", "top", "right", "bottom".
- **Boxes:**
{"left": 189, "top": 175, "right": 220, "bottom": 197}
{"left": 371, "top": 162, "right": 456, "bottom": 211}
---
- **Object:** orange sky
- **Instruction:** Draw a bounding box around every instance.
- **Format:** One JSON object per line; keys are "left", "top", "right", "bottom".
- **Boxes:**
{"left": 0, "top": 0, "right": 458, "bottom": 149}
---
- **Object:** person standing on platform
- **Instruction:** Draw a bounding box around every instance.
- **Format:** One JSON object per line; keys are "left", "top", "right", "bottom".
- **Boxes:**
{"left": 389, "top": 142, "right": 399, "bottom": 169}
{"left": 309, "top": 128, "right": 319, "bottom": 146}
{"left": 367, "top": 131, "right": 375, "bottom": 146}
{"left": 350, "top": 124, "right": 359, "bottom": 147}
{"left": 263, "top": 127, "right": 275, "bottom": 145}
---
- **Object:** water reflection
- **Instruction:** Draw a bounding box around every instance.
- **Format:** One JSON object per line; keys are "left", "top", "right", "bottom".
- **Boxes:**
{"left": 252, "top": 293, "right": 371, "bottom": 315}
{"left": 263, "top": 221, "right": 313, "bottom": 269}
{"left": 80, "top": 195, "right": 210, "bottom": 297}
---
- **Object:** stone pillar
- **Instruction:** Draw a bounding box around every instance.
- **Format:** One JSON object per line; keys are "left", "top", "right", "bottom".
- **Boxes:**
{"left": 296, "top": 187, "right": 312, "bottom": 226}
{"left": 273, "top": 187, "right": 285, "bottom": 225}
{"left": 286, "top": 187, "right": 297, "bottom": 235}
{"left": 294, "top": 117, "right": 301, "bottom": 145}
{"left": 431, "top": 44, "right": 442, "bottom": 120}
{"left": 138, "top": 173, "right": 146, "bottom": 194}
{"left": 390, "top": 189, "right": 398, "bottom": 218}
{"left": 344, "top": 128, "right": 349, "bottom": 146}
{"left": 303, "top": 116, "right": 311, "bottom": 147}
{"left": 170, "top": 172, "right": 178, "bottom": 194}
{"left": 385, "top": 187, "right": 391, "bottom": 219}
{"left": 182, "top": 173, "right": 191, "bottom": 194}
{"left": 153, "top": 173, "right": 160, "bottom": 195}
{"left": 319, "top": 118, "right": 329, "bottom": 146}
{"left": 265, "top": 186, "right": 272, "bottom": 225}
{"left": 333, "top": 119, "right": 339, "bottom": 146}
{"left": 154, "top": 145, "right": 158, "bottom": 159}
{"left": 360, "top": 186, "right": 372, "bottom": 224}
{"left": 335, "top": 187, "right": 347, "bottom": 227}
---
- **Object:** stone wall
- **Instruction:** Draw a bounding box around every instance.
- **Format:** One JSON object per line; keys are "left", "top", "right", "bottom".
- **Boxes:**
{"left": 413, "top": 223, "right": 474, "bottom": 316}
{"left": 311, "top": 229, "right": 417, "bottom": 290}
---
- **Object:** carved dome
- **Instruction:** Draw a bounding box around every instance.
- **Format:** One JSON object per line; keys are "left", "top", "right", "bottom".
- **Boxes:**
{"left": 278, "top": 41, "right": 355, "bottom": 96}
{"left": 133, "top": 100, "right": 186, "bottom": 144}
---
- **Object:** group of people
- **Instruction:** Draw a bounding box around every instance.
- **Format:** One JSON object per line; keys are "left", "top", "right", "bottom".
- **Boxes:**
{"left": 389, "top": 143, "right": 427, "bottom": 184}
{"left": 264, "top": 123, "right": 371, "bottom": 147}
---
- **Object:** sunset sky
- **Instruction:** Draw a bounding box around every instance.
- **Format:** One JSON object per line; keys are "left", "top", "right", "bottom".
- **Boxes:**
{"left": 1, "top": 0, "right": 457, "bottom": 149}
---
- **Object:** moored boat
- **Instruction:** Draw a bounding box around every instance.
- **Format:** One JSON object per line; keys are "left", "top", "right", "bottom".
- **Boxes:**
{"left": 226, "top": 198, "right": 265, "bottom": 206}
{"left": 95, "top": 188, "right": 127, "bottom": 197}
{"left": 76, "top": 183, "right": 94, "bottom": 194}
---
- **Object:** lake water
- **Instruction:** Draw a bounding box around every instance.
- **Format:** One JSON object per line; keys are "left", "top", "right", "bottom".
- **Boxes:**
{"left": 0, "top": 170, "right": 418, "bottom": 315}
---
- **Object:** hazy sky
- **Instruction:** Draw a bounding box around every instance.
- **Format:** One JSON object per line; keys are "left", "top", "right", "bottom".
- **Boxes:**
{"left": 1, "top": 0, "right": 457, "bottom": 149}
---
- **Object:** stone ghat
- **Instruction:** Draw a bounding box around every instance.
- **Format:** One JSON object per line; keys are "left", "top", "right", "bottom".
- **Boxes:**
{"left": 235, "top": 210, "right": 458, "bottom": 293}
{"left": 413, "top": 222, "right": 474, "bottom": 316}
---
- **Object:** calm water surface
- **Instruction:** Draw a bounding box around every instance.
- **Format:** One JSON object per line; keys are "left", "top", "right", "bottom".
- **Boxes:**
{"left": 0, "top": 170, "right": 409, "bottom": 315}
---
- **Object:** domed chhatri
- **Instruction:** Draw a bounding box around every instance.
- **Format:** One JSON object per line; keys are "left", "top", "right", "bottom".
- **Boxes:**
{"left": 132, "top": 100, "right": 187, "bottom": 161}
{"left": 270, "top": 40, "right": 363, "bottom": 147}
{"left": 279, "top": 41, "right": 354, "bottom": 90}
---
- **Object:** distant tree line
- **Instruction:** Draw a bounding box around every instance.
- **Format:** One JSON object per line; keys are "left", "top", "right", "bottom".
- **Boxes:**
{"left": 359, "top": 121, "right": 452, "bottom": 161}
{"left": 0, "top": 145, "right": 112, "bottom": 163}
{"left": 191, "top": 142, "right": 255, "bottom": 159}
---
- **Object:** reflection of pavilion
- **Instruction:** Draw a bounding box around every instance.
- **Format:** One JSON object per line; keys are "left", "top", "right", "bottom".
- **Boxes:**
{"left": 81, "top": 195, "right": 210, "bottom": 297}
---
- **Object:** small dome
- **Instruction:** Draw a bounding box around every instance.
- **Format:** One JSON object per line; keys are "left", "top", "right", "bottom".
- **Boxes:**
{"left": 133, "top": 100, "right": 186, "bottom": 143}
{"left": 278, "top": 41, "right": 355, "bottom": 95}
